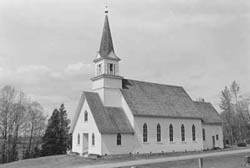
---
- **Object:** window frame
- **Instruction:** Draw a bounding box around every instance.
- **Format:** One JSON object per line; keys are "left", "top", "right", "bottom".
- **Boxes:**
{"left": 216, "top": 134, "right": 219, "bottom": 140}
{"left": 92, "top": 133, "right": 95, "bottom": 146}
{"left": 143, "top": 123, "right": 148, "bottom": 143}
{"left": 117, "top": 133, "right": 122, "bottom": 145}
{"left": 77, "top": 134, "right": 80, "bottom": 145}
{"left": 84, "top": 111, "right": 88, "bottom": 122}
{"left": 202, "top": 128, "right": 206, "bottom": 141}
{"left": 169, "top": 124, "right": 173, "bottom": 142}
{"left": 192, "top": 124, "right": 196, "bottom": 141}
{"left": 181, "top": 124, "right": 185, "bottom": 142}
{"left": 97, "top": 64, "right": 102, "bottom": 75}
{"left": 157, "top": 124, "right": 161, "bottom": 142}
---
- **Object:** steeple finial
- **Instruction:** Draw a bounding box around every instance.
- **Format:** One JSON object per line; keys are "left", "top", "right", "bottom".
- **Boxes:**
{"left": 105, "top": 0, "right": 108, "bottom": 14}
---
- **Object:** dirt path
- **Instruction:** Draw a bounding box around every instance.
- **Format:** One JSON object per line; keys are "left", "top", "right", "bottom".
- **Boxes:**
{"left": 78, "top": 148, "right": 250, "bottom": 168}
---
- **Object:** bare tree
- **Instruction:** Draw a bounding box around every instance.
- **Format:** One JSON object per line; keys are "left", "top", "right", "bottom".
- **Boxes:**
{"left": 0, "top": 85, "right": 47, "bottom": 163}
{"left": 220, "top": 81, "right": 250, "bottom": 144}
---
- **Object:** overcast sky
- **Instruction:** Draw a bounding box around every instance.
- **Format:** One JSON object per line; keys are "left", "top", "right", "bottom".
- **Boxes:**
{"left": 0, "top": 0, "right": 249, "bottom": 119}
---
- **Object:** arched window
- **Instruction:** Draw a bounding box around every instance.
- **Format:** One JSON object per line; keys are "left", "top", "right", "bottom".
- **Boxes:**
{"left": 192, "top": 125, "right": 196, "bottom": 141}
{"left": 77, "top": 134, "right": 80, "bottom": 145}
{"left": 143, "top": 123, "right": 147, "bottom": 143}
{"left": 181, "top": 124, "right": 185, "bottom": 141}
{"left": 202, "top": 128, "right": 206, "bottom": 141}
{"left": 92, "top": 133, "right": 95, "bottom": 146}
{"left": 117, "top": 133, "right": 121, "bottom": 145}
{"left": 157, "top": 124, "right": 161, "bottom": 142}
{"left": 84, "top": 111, "right": 88, "bottom": 122}
{"left": 169, "top": 124, "right": 173, "bottom": 142}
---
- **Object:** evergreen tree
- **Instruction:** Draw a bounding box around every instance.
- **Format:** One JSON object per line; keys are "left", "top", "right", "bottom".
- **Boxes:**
{"left": 41, "top": 104, "right": 70, "bottom": 156}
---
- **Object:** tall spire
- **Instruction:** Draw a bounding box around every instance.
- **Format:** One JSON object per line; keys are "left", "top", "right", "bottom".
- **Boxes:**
{"left": 96, "top": 3, "right": 120, "bottom": 61}
{"left": 99, "top": 14, "right": 114, "bottom": 58}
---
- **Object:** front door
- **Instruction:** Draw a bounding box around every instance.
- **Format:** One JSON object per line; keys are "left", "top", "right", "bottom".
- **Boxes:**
{"left": 82, "top": 133, "right": 88, "bottom": 154}
{"left": 212, "top": 136, "right": 215, "bottom": 149}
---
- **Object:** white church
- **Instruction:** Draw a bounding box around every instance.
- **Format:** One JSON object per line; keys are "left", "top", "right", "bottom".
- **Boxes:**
{"left": 69, "top": 9, "right": 224, "bottom": 156}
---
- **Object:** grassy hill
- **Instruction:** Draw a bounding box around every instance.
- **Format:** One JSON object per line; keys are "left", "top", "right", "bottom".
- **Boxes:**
{"left": 1, "top": 146, "right": 250, "bottom": 168}
{"left": 0, "top": 155, "right": 94, "bottom": 168}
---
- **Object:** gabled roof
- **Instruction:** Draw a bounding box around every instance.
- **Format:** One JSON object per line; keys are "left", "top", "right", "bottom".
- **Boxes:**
{"left": 120, "top": 79, "right": 202, "bottom": 119}
{"left": 193, "top": 101, "right": 223, "bottom": 124}
{"left": 69, "top": 91, "right": 134, "bottom": 134}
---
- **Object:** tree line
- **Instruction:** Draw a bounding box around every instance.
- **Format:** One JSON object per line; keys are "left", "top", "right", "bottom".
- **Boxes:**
{"left": 220, "top": 81, "right": 250, "bottom": 144}
{"left": 0, "top": 85, "right": 71, "bottom": 164}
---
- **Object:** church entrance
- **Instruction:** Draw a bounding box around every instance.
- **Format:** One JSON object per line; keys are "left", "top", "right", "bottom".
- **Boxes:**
{"left": 82, "top": 133, "right": 88, "bottom": 154}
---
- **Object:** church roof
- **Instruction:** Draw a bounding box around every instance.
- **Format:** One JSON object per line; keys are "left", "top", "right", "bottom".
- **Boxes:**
{"left": 193, "top": 101, "right": 223, "bottom": 124}
{"left": 69, "top": 91, "right": 134, "bottom": 134}
{"left": 121, "top": 79, "right": 202, "bottom": 119}
{"left": 120, "top": 79, "right": 221, "bottom": 124}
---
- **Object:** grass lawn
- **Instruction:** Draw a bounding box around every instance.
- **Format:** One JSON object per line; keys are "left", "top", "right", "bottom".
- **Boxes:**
{"left": 129, "top": 152, "right": 249, "bottom": 168}
{"left": 0, "top": 146, "right": 250, "bottom": 168}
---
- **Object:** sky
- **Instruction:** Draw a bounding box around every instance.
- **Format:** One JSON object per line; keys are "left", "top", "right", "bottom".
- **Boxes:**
{"left": 0, "top": 0, "right": 249, "bottom": 119}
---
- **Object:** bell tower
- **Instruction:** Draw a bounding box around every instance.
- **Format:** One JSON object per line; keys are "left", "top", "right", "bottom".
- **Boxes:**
{"left": 91, "top": 6, "right": 123, "bottom": 107}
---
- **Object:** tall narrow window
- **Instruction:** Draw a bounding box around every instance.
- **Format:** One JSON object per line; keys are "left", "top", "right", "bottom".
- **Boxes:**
{"left": 84, "top": 111, "right": 88, "bottom": 122}
{"left": 157, "top": 124, "right": 161, "bottom": 142}
{"left": 77, "top": 134, "right": 80, "bottom": 145}
{"left": 107, "top": 63, "right": 114, "bottom": 75}
{"left": 192, "top": 125, "right": 196, "bottom": 141}
{"left": 117, "top": 133, "right": 121, "bottom": 145}
{"left": 181, "top": 124, "right": 185, "bottom": 142}
{"left": 110, "top": 64, "right": 113, "bottom": 72}
{"left": 92, "top": 133, "right": 95, "bottom": 146}
{"left": 143, "top": 123, "right": 147, "bottom": 143}
{"left": 216, "top": 134, "right": 219, "bottom": 140}
{"left": 97, "top": 64, "right": 102, "bottom": 75}
{"left": 202, "top": 128, "right": 206, "bottom": 141}
{"left": 169, "top": 124, "right": 173, "bottom": 142}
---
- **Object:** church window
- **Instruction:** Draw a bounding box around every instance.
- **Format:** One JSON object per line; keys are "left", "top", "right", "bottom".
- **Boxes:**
{"left": 77, "top": 134, "right": 80, "bottom": 145}
{"left": 108, "top": 63, "right": 115, "bottom": 75}
{"left": 92, "top": 133, "right": 95, "bottom": 146}
{"left": 157, "top": 124, "right": 161, "bottom": 142}
{"left": 192, "top": 125, "right": 196, "bottom": 141}
{"left": 202, "top": 128, "right": 206, "bottom": 141}
{"left": 143, "top": 123, "right": 147, "bottom": 143}
{"left": 97, "top": 64, "right": 102, "bottom": 75}
{"left": 117, "top": 133, "right": 121, "bottom": 145}
{"left": 181, "top": 124, "right": 185, "bottom": 141}
{"left": 169, "top": 124, "right": 173, "bottom": 142}
{"left": 84, "top": 111, "right": 88, "bottom": 122}
{"left": 216, "top": 134, "right": 219, "bottom": 140}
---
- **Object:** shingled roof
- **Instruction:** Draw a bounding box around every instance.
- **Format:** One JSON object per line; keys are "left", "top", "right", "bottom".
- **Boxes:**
{"left": 69, "top": 91, "right": 134, "bottom": 134}
{"left": 121, "top": 79, "right": 202, "bottom": 119}
{"left": 193, "top": 101, "right": 223, "bottom": 124}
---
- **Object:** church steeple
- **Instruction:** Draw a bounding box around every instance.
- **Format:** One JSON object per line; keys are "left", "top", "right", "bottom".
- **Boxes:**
{"left": 99, "top": 15, "right": 114, "bottom": 58}
{"left": 91, "top": 6, "right": 123, "bottom": 107}
{"left": 94, "top": 8, "right": 120, "bottom": 62}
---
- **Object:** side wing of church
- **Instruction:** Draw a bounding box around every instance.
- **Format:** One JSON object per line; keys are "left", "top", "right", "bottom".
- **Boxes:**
{"left": 69, "top": 10, "right": 223, "bottom": 156}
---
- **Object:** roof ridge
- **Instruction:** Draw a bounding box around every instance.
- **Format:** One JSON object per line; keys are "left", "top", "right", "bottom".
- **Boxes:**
{"left": 193, "top": 101, "right": 211, "bottom": 104}
{"left": 124, "top": 78, "right": 183, "bottom": 88}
